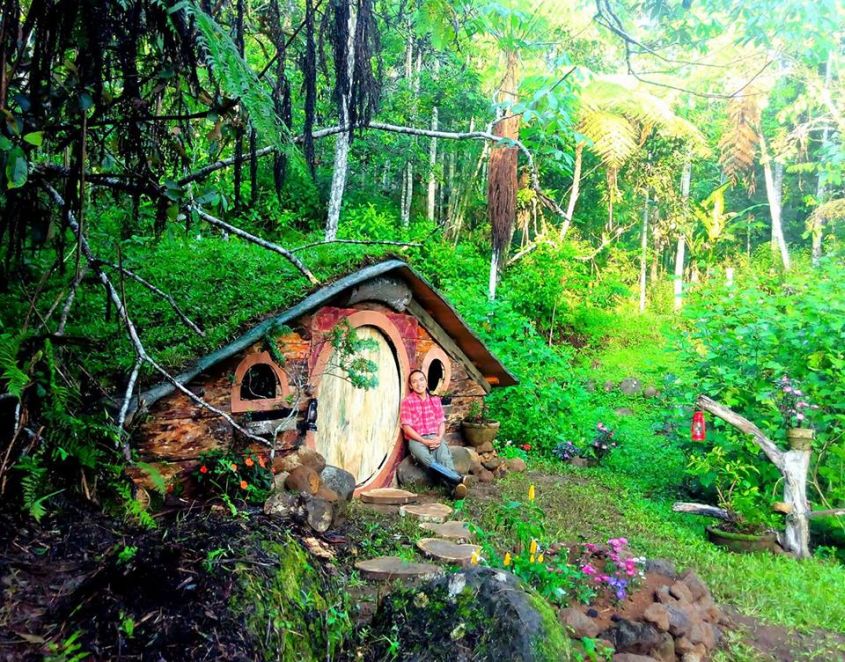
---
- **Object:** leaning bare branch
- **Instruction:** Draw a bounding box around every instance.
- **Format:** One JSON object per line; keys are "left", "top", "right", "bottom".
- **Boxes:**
{"left": 189, "top": 205, "right": 319, "bottom": 285}
{"left": 99, "top": 261, "right": 205, "bottom": 336}
{"left": 808, "top": 508, "right": 845, "bottom": 519}
{"left": 575, "top": 223, "right": 636, "bottom": 261}
{"left": 672, "top": 502, "right": 733, "bottom": 521}
{"left": 41, "top": 183, "right": 274, "bottom": 447}
{"left": 117, "top": 358, "right": 142, "bottom": 456}
{"left": 57, "top": 265, "right": 89, "bottom": 335}
{"left": 291, "top": 238, "right": 422, "bottom": 253}
{"left": 697, "top": 395, "right": 785, "bottom": 470}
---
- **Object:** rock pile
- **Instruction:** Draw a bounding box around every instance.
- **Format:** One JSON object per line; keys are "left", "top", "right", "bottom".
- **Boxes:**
{"left": 560, "top": 565, "right": 726, "bottom": 662}
{"left": 264, "top": 449, "right": 355, "bottom": 533}
{"left": 396, "top": 443, "right": 526, "bottom": 489}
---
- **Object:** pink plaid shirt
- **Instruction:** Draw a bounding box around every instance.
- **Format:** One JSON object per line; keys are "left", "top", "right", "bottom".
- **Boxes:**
{"left": 400, "top": 392, "right": 444, "bottom": 437}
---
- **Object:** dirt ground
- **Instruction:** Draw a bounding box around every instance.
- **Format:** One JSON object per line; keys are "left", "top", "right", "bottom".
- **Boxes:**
{"left": 2, "top": 480, "right": 844, "bottom": 661}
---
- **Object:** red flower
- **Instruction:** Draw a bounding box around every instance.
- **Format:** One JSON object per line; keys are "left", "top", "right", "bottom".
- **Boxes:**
{"left": 521, "top": 444, "right": 532, "bottom": 451}
{"left": 199, "top": 465, "right": 208, "bottom": 474}
{"left": 258, "top": 456, "right": 267, "bottom": 468}
{"left": 245, "top": 457, "right": 255, "bottom": 468}
{"left": 230, "top": 463, "right": 238, "bottom": 472}
{"left": 240, "top": 480, "right": 248, "bottom": 490}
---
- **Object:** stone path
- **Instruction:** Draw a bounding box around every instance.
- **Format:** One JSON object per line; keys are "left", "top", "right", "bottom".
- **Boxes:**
{"left": 355, "top": 492, "right": 480, "bottom": 581}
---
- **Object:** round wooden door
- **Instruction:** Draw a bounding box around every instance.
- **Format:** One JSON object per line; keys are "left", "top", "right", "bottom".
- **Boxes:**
{"left": 315, "top": 325, "right": 402, "bottom": 487}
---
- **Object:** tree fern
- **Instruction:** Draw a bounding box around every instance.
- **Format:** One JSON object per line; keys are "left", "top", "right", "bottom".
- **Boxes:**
{"left": 719, "top": 95, "right": 761, "bottom": 192}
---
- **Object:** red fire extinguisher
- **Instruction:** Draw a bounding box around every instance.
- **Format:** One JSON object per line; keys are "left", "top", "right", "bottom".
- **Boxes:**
{"left": 691, "top": 410, "right": 706, "bottom": 441}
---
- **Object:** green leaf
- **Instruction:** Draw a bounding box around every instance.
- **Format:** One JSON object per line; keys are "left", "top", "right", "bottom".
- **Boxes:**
{"left": 5, "top": 147, "right": 27, "bottom": 189}
{"left": 23, "top": 131, "right": 43, "bottom": 147}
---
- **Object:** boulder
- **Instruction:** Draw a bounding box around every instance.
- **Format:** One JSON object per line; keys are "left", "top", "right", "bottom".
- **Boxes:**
{"left": 603, "top": 381, "right": 616, "bottom": 392}
{"left": 368, "top": 567, "right": 571, "bottom": 661}
{"left": 654, "top": 586, "right": 674, "bottom": 604}
{"left": 303, "top": 494, "right": 335, "bottom": 533}
{"left": 643, "top": 603, "right": 669, "bottom": 632}
{"left": 450, "top": 446, "right": 474, "bottom": 475}
{"left": 264, "top": 491, "right": 299, "bottom": 518}
{"left": 665, "top": 604, "right": 691, "bottom": 638}
{"left": 320, "top": 465, "right": 356, "bottom": 502}
{"left": 315, "top": 486, "right": 339, "bottom": 503}
{"left": 604, "top": 619, "right": 661, "bottom": 655}
{"left": 619, "top": 378, "right": 642, "bottom": 395}
{"left": 645, "top": 559, "right": 677, "bottom": 578}
{"left": 272, "top": 471, "right": 290, "bottom": 492}
{"left": 614, "top": 407, "right": 635, "bottom": 417}
{"left": 477, "top": 468, "right": 495, "bottom": 483}
{"left": 643, "top": 386, "right": 660, "bottom": 398}
{"left": 506, "top": 457, "right": 527, "bottom": 472}
{"left": 469, "top": 460, "right": 484, "bottom": 475}
{"left": 285, "top": 465, "right": 320, "bottom": 495}
{"left": 652, "top": 632, "right": 675, "bottom": 662}
{"left": 483, "top": 457, "right": 503, "bottom": 471}
{"left": 680, "top": 570, "right": 710, "bottom": 602}
{"left": 669, "top": 581, "right": 694, "bottom": 604}
{"left": 559, "top": 607, "right": 600, "bottom": 639}
{"left": 612, "top": 655, "right": 658, "bottom": 662}
{"left": 476, "top": 440, "right": 495, "bottom": 454}
{"left": 295, "top": 448, "right": 327, "bottom": 473}
{"left": 396, "top": 456, "right": 435, "bottom": 488}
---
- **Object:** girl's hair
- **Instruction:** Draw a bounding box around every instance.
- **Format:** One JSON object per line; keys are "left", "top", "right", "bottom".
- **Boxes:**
{"left": 408, "top": 369, "right": 427, "bottom": 385}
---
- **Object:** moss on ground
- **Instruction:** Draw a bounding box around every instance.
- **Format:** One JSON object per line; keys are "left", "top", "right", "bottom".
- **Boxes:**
{"left": 233, "top": 534, "right": 352, "bottom": 662}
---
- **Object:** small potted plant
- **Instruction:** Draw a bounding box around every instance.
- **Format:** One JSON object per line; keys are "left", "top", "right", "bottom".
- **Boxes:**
{"left": 774, "top": 376, "right": 818, "bottom": 451}
{"left": 461, "top": 399, "right": 500, "bottom": 447}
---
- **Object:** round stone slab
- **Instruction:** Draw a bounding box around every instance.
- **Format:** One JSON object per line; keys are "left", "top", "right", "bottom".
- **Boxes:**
{"left": 419, "top": 521, "right": 475, "bottom": 542}
{"left": 355, "top": 556, "right": 444, "bottom": 581}
{"left": 416, "top": 538, "right": 481, "bottom": 566}
{"left": 399, "top": 502, "right": 452, "bottom": 523}
{"left": 360, "top": 488, "right": 419, "bottom": 505}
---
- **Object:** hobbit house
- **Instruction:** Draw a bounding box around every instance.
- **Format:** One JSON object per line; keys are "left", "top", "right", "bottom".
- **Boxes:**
{"left": 128, "top": 260, "right": 516, "bottom": 494}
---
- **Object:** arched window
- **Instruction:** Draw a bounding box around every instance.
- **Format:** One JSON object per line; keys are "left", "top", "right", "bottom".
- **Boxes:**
{"left": 420, "top": 346, "right": 452, "bottom": 396}
{"left": 231, "top": 351, "right": 291, "bottom": 413}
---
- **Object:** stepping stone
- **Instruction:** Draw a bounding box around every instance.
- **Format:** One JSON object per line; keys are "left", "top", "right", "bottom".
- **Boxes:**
{"left": 360, "top": 488, "right": 419, "bottom": 505}
{"left": 416, "top": 538, "right": 481, "bottom": 566}
{"left": 419, "top": 520, "right": 475, "bottom": 542}
{"left": 355, "top": 556, "right": 444, "bottom": 581}
{"left": 399, "top": 502, "right": 452, "bottom": 523}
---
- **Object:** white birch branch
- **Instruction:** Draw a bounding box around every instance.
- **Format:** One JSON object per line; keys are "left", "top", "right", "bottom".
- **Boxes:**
{"left": 697, "top": 395, "right": 784, "bottom": 471}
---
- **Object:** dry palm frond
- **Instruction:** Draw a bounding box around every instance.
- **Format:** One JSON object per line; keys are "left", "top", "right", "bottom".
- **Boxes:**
{"left": 719, "top": 95, "right": 761, "bottom": 192}
{"left": 808, "top": 198, "right": 845, "bottom": 226}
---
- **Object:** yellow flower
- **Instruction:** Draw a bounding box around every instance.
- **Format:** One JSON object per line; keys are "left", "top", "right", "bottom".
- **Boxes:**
{"left": 529, "top": 553, "right": 535, "bottom": 563}
{"left": 528, "top": 484, "right": 535, "bottom": 502}
{"left": 537, "top": 553, "right": 544, "bottom": 564}
{"left": 529, "top": 539, "right": 538, "bottom": 555}
{"left": 503, "top": 552, "right": 512, "bottom": 567}
{"left": 470, "top": 550, "right": 480, "bottom": 566}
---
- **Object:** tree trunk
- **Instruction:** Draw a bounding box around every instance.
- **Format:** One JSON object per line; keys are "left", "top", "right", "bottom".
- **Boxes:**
{"left": 674, "top": 160, "right": 691, "bottom": 312}
{"left": 560, "top": 141, "right": 583, "bottom": 239}
{"left": 324, "top": 2, "right": 358, "bottom": 241}
{"left": 782, "top": 449, "right": 812, "bottom": 558}
{"left": 487, "top": 49, "right": 520, "bottom": 300}
{"left": 759, "top": 132, "right": 791, "bottom": 270}
{"left": 639, "top": 189, "right": 649, "bottom": 313}
{"left": 812, "top": 53, "right": 833, "bottom": 266}
{"left": 427, "top": 106, "right": 439, "bottom": 221}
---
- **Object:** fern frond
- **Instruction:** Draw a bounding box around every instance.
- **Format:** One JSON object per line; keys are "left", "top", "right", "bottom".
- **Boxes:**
{"left": 579, "top": 109, "right": 638, "bottom": 170}
{"left": 719, "top": 95, "right": 761, "bottom": 192}
{"left": 0, "top": 332, "right": 30, "bottom": 398}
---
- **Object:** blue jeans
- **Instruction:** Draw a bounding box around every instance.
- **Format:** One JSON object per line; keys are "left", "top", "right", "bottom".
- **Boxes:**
{"left": 408, "top": 435, "right": 462, "bottom": 484}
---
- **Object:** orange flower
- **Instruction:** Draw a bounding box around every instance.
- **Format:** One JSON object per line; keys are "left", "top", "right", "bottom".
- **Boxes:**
{"left": 240, "top": 480, "right": 248, "bottom": 490}
{"left": 245, "top": 457, "right": 255, "bottom": 468}
{"left": 230, "top": 463, "right": 238, "bottom": 472}
{"left": 258, "top": 456, "right": 266, "bottom": 468}
{"left": 199, "top": 465, "right": 208, "bottom": 474}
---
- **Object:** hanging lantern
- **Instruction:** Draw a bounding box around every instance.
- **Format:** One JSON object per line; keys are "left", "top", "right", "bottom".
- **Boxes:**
{"left": 691, "top": 410, "right": 706, "bottom": 441}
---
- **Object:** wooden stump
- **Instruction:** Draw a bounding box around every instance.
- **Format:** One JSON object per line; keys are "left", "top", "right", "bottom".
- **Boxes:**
{"left": 419, "top": 521, "right": 475, "bottom": 542}
{"left": 360, "top": 488, "right": 419, "bottom": 505}
{"left": 416, "top": 538, "right": 481, "bottom": 566}
{"left": 399, "top": 503, "right": 452, "bottom": 523}
{"left": 355, "top": 556, "right": 444, "bottom": 581}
